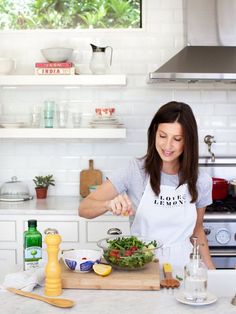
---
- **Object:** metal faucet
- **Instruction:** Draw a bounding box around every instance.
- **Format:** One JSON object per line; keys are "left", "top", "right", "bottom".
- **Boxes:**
{"left": 204, "top": 135, "right": 216, "bottom": 162}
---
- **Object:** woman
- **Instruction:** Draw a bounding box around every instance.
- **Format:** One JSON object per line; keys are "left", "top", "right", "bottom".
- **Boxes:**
{"left": 79, "top": 101, "right": 215, "bottom": 270}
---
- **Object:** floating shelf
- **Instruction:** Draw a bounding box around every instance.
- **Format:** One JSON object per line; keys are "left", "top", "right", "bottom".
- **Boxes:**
{"left": 0, "top": 128, "right": 126, "bottom": 139}
{"left": 0, "top": 74, "right": 126, "bottom": 86}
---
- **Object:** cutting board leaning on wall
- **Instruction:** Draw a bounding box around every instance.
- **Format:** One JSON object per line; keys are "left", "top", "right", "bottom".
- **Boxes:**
{"left": 80, "top": 159, "right": 103, "bottom": 198}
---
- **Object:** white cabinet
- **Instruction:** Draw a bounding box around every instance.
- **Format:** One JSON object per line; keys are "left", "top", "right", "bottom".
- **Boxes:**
{"left": 0, "top": 249, "right": 17, "bottom": 265}
{"left": 0, "top": 213, "right": 130, "bottom": 266}
{"left": 23, "top": 220, "right": 80, "bottom": 242}
{"left": 86, "top": 221, "right": 130, "bottom": 242}
{"left": 0, "top": 221, "right": 16, "bottom": 241}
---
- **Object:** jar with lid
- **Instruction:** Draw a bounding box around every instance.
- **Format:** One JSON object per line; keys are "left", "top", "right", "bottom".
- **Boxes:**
{"left": 184, "top": 237, "right": 208, "bottom": 302}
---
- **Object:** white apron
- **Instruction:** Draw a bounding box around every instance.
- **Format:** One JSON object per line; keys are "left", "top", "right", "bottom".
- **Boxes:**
{"left": 130, "top": 179, "right": 197, "bottom": 271}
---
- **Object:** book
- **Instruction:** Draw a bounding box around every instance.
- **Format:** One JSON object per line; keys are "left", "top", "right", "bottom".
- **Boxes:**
{"left": 35, "top": 67, "right": 75, "bottom": 75}
{"left": 35, "top": 62, "right": 74, "bottom": 68}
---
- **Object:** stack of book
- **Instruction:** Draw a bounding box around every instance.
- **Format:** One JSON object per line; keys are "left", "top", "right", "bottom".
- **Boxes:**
{"left": 35, "top": 62, "right": 75, "bottom": 75}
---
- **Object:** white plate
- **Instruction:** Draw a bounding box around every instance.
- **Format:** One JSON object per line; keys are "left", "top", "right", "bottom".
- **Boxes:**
{"left": 0, "top": 196, "right": 33, "bottom": 202}
{"left": 93, "top": 117, "right": 117, "bottom": 121}
{"left": 90, "top": 119, "right": 119, "bottom": 124}
{"left": 89, "top": 123, "right": 124, "bottom": 128}
{"left": 0, "top": 122, "right": 26, "bottom": 128}
{"left": 175, "top": 291, "right": 217, "bottom": 306}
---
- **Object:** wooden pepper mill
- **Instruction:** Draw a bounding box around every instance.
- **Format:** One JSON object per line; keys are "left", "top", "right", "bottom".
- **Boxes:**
{"left": 44, "top": 228, "right": 62, "bottom": 296}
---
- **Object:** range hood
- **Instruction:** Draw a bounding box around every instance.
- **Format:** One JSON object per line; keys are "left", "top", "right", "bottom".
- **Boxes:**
{"left": 149, "top": 0, "right": 236, "bottom": 83}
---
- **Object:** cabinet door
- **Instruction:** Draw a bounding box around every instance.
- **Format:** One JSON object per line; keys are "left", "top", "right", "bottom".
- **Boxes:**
{"left": 0, "top": 221, "right": 16, "bottom": 241}
{"left": 0, "top": 249, "right": 17, "bottom": 265}
{"left": 86, "top": 221, "right": 130, "bottom": 242}
{"left": 24, "top": 220, "right": 79, "bottom": 242}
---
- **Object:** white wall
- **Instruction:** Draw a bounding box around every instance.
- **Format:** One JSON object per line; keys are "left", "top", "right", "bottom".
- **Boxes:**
{"left": 0, "top": 0, "right": 236, "bottom": 196}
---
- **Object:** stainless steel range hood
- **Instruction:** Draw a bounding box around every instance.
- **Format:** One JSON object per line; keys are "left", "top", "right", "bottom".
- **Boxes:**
{"left": 149, "top": 0, "right": 236, "bottom": 83}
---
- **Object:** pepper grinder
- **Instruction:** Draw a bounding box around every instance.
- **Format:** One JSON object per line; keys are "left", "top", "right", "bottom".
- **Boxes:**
{"left": 44, "top": 228, "right": 62, "bottom": 297}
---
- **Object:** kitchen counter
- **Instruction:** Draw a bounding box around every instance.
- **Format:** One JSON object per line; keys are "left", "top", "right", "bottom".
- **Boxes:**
{"left": 0, "top": 196, "right": 80, "bottom": 215}
{"left": 0, "top": 265, "right": 235, "bottom": 314}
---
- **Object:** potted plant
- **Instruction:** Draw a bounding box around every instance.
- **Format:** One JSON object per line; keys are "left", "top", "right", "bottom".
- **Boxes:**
{"left": 33, "top": 174, "right": 55, "bottom": 199}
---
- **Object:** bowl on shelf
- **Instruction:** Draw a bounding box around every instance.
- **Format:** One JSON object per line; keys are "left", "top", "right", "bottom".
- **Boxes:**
{"left": 95, "top": 107, "right": 115, "bottom": 119}
{"left": 62, "top": 249, "right": 102, "bottom": 273}
{"left": 41, "top": 47, "right": 74, "bottom": 62}
{"left": 97, "top": 235, "right": 162, "bottom": 270}
{"left": 0, "top": 58, "right": 15, "bottom": 75}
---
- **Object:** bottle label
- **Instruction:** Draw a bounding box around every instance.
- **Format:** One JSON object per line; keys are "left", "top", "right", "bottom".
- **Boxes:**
{"left": 25, "top": 246, "right": 42, "bottom": 259}
{"left": 24, "top": 246, "right": 42, "bottom": 270}
{"left": 24, "top": 261, "right": 41, "bottom": 270}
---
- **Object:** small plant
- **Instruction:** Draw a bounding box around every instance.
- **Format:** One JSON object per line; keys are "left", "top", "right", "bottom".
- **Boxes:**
{"left": 33, "top": 175, "right": 55, "bottom": 189}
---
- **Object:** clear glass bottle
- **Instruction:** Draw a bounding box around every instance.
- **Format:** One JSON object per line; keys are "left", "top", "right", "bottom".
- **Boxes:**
{"left": 184, "top": 237, "right": 208, "bottom": 302}
{"left": 23, "top": 220, "right": 42, "bottom": 270}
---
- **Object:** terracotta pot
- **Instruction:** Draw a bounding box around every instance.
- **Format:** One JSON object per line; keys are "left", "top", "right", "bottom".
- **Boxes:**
{"left": 35, "top": 187, "right": 48, "bottom": 199}
{"left": 212, "top": 178, "right": 228, "bottom": 200}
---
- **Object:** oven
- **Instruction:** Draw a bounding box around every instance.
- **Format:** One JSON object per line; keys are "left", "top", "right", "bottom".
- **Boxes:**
{"left": 200, "top": 156, "right": 236, "bottom": 269}
{"left": 203, "top": 214, "right": 236, "bottom": 269}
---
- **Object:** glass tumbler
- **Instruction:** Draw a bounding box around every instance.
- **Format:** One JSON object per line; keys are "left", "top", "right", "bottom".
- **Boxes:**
{"left": 44, "top": 101, "right": 55, "bottom": 128}
{"left": 57, "top": 110, "right": 68, "bottom": 128}
{"left": 72, "top": 113, "right": 81, "bottom": 128}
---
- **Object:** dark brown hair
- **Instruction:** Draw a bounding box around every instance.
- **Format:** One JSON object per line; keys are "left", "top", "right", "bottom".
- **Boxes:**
{"left": 144, "top": 101, "right": 199, "bottom": 202}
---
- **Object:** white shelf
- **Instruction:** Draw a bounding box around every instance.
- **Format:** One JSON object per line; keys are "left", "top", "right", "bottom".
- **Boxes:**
{"left": 0, "top": 74, "right": 126, "bottom": 86}
{"left": 0, "top": 128, "right": 126, "bottom": 139}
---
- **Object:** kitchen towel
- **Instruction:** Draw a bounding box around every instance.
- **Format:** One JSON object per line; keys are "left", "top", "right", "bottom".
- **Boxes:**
{"left": 1, "top": 267, "right": 45, "bottom": 292}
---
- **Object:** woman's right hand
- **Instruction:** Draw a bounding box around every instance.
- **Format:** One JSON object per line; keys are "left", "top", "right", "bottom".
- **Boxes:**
{"left": 107, "top": 193, "right": 134, "bottom": 216}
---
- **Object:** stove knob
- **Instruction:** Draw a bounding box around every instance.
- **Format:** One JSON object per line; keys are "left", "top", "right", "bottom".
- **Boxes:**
{"left": 215, "top": 228, "right": 231, "bottom": 245}
{"left": 204, "top": 228, "right": 211, "bottom": 235}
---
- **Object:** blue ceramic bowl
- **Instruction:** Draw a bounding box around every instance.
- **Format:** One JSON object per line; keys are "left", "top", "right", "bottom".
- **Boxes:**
{"left": 62, "top": 249, "right": 102, "bottom": 273}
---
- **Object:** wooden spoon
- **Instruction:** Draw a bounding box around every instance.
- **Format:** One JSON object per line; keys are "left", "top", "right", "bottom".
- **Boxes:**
{"left": 7, "top": 287, "right": 75, "bottom": 308}
{"left": 160, "top": 263, "right": 180, "bottom": 289}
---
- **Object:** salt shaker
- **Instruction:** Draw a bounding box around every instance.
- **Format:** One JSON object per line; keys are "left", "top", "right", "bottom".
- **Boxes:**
{"left": 44, "top": 228, "right": 62, "bottom": 296}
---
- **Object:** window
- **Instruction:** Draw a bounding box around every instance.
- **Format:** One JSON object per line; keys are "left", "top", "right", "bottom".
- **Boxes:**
{"left": 0, "top": 0, "right": 142, "bottom": 30}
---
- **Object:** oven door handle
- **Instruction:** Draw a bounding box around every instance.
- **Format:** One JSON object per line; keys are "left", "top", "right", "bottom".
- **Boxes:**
{"left": 210, "top": 249, "right": 236, "bottom": 257}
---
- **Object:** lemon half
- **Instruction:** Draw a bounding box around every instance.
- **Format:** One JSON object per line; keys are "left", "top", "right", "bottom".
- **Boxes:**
{"left": 93, "top": 264, "right": 112, "bottom": 276}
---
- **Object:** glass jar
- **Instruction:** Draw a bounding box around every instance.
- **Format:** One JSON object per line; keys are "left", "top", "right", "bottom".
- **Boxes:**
{"left": 184, "top": 239, "right": 208, "bottom": 302}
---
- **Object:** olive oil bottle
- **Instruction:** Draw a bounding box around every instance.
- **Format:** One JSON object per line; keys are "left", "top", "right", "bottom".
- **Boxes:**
{"left": 23, "top": 220, "right": 42, "bottom": 270}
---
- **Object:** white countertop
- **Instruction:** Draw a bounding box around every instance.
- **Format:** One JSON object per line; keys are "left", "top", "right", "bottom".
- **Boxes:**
{"left": 0, "top": 196, "right": 79, "bottom": 215}
{"left": 0, "top": 264, "right": 235, "bottom": 314}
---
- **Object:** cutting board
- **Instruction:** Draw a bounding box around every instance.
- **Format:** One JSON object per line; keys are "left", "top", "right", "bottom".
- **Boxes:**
{"left": 80, "top": 159, "right": 103, "bottom": 197}
{"left": 61, "top": 261, "right": 160, "bottom": 291}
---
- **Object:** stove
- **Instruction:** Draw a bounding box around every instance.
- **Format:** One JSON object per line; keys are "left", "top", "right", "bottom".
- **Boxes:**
{"left": 206, "top": 196, "right": 236, "bottom": 214}
{"left": 203, "top": 197, "right": 236, "bottom": 269}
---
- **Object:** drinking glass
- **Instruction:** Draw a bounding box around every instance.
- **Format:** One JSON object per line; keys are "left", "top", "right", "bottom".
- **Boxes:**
{"left": 44, "top": 101, "right": 55, "bottom": 128}
{"left": 72, "top": 113, "right": 81, "bottom": 128}
{"left": 57, "top": 110, "right": 68, "bottom": 128}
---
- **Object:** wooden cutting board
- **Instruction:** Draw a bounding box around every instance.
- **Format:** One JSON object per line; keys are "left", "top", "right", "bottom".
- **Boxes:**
{"left": 80, "top": 159, "right": 103, "bottom": 197}
{"left": 61, "top": 261, "right": 160, "bottom": 291}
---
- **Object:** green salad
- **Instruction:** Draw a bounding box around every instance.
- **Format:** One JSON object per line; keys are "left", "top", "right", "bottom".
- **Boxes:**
{"left": 103, "top": 236, "right": 157, "bottom": 270}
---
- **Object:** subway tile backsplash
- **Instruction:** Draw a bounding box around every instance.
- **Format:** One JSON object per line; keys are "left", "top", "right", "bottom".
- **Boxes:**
{"left": 0, "top": 0, "right": 236, "bottom": 196}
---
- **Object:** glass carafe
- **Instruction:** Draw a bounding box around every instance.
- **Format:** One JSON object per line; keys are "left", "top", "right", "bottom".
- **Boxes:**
{"left": 89, "top": 44, "right": 113, "bottom": 74}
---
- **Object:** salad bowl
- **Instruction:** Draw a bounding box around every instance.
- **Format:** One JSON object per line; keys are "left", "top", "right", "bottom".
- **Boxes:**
{"left": 97, "top": 235, "right": 162, "bottom": 270}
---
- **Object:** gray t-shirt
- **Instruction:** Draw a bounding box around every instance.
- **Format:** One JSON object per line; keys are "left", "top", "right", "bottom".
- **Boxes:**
{"left": 108, "top": 158, "right": 212, "bottom": 222}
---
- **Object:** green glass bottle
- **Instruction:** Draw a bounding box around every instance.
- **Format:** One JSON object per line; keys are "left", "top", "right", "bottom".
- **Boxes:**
{"left": 23, "top": 220, "right": 42, "bottom": 270}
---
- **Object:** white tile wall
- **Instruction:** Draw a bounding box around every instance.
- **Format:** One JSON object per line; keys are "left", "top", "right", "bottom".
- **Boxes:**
{"left": 0, "top": 0, "right": 236, "bottom": 196}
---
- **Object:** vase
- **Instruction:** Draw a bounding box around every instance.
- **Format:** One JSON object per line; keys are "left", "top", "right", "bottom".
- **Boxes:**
{"left": 35, "top": 187, "right": 48, "bottom": 199}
